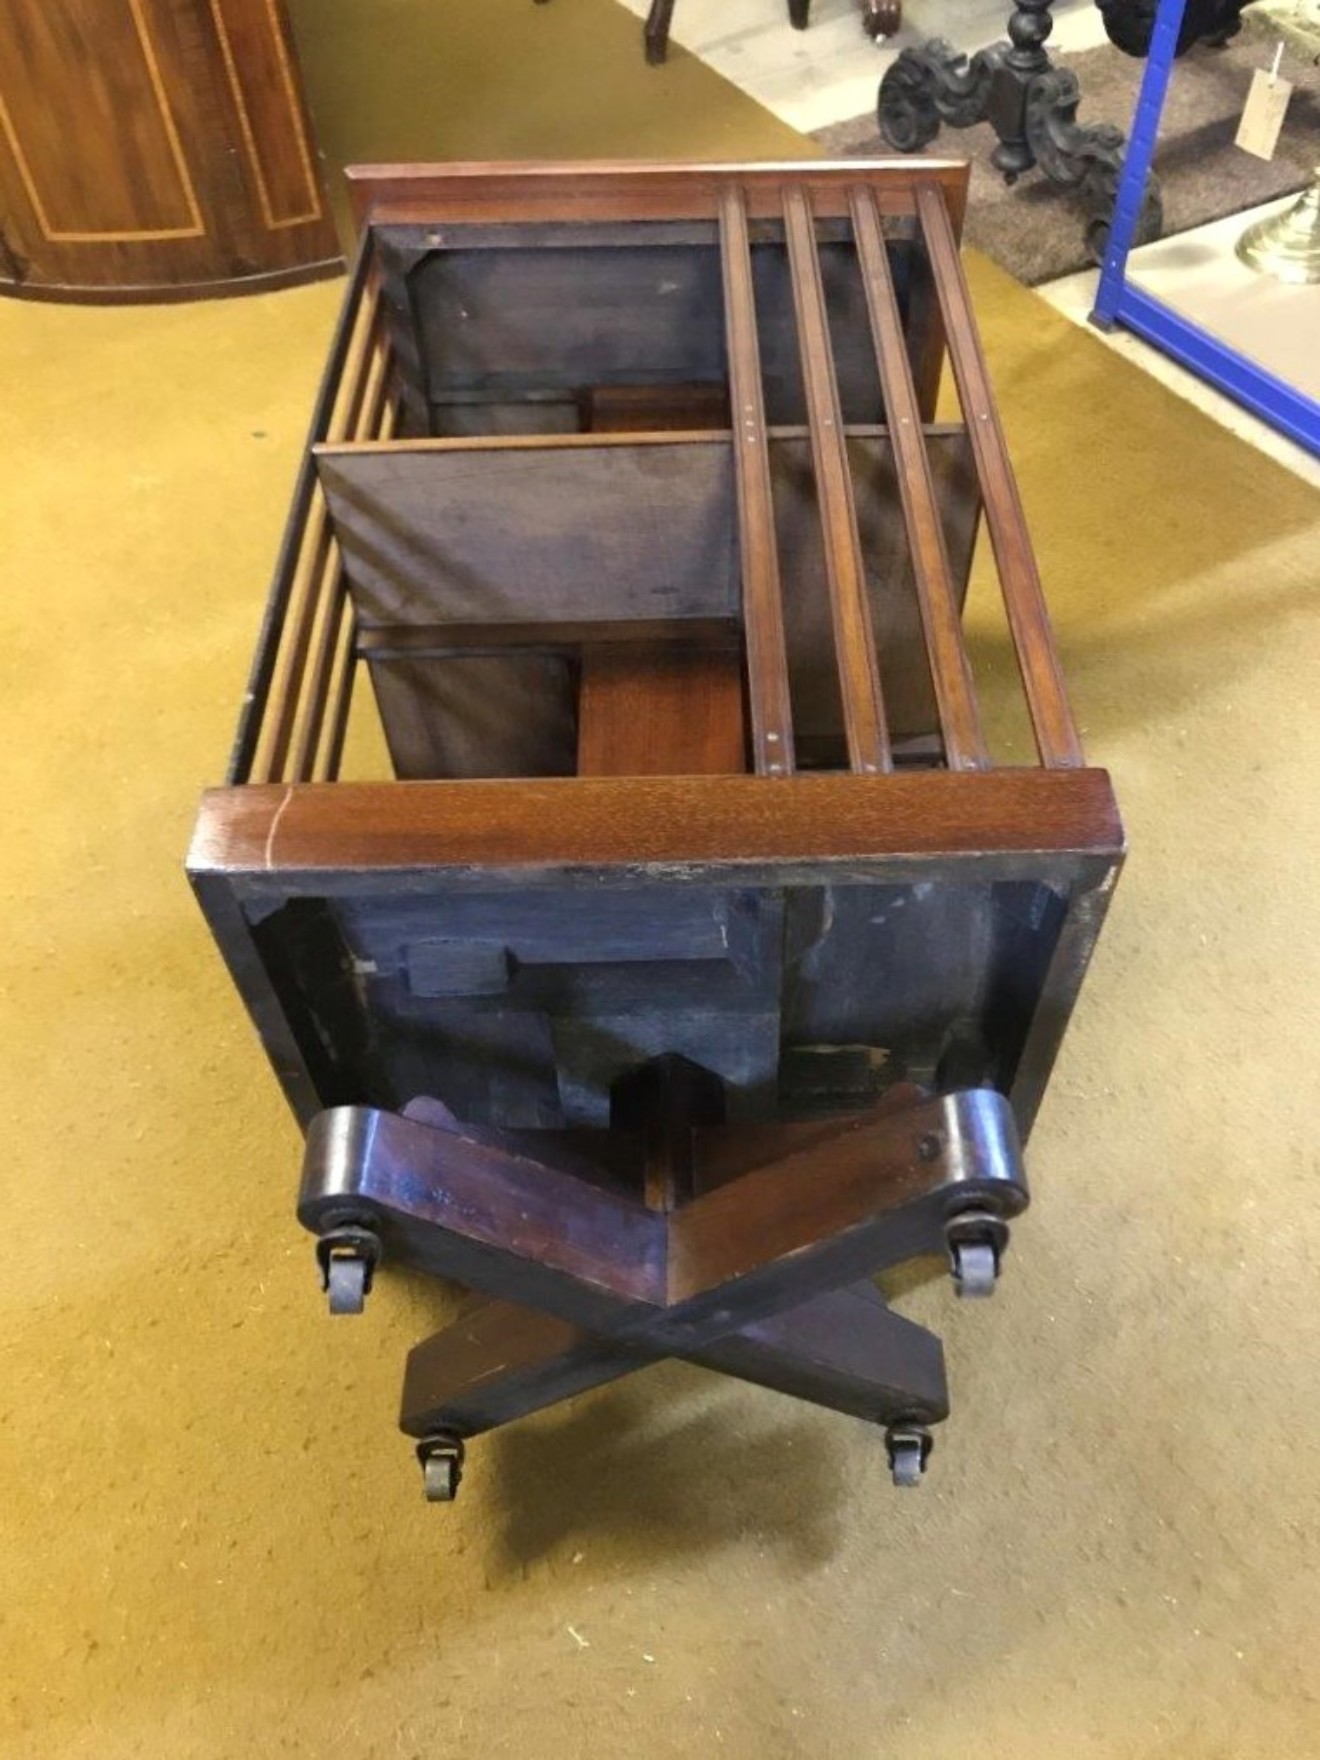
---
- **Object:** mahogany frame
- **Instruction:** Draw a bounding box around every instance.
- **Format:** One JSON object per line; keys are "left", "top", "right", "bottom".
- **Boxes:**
{"left": 189, "top": 162, "right": 1124, "bottom": 1500}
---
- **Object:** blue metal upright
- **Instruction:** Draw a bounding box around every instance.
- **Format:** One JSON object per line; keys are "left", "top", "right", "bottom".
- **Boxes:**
{"left": 1089, "top": 0, "right": 1320, "bottom": 457}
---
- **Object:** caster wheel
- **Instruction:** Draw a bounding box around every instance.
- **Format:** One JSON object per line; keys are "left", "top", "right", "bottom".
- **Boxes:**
{"left": 885, "top": 1421, "right": 932, "bottom": 1487}
{"left": 417, "top": 1433, "right": 465, "bottom": 1503}
{"left": 327, "top": 1253, "right": 368, "bottom": 1315}
{"left": 944, "top": 1207, "right": 1008, "bottom": 1298}
{"left": 315, "top": 1224, "right": 381, "bottom": 1316}
{"left": 950, "top": 1238, "right": 999, "bottom": 1298}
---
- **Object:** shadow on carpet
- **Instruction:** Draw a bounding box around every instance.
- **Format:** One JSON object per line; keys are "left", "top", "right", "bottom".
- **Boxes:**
{"left": 814, "top": 12, "right": 1319, "bottom": 283}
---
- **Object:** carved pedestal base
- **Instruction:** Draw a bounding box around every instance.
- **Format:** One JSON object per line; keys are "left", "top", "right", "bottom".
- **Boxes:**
{"left": 879, "top": 1, "right": 1163, "bottom": 265}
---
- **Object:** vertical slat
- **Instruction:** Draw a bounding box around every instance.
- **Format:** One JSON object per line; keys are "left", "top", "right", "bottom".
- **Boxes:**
{"left": 250, "top": 504, "right": 334, "bottom": 782}
{"left": 317, "top": 601, "right": 358, "bottom": 783}
{"left": 253, "top": 285, "right": 385, "bottom": 783}
{"left": 289, "top": 352, "right": 397, "bottom": 781}
{"left": 288, "top": 565, "right": 347, "bottom": 783}
{"left": 848, "top": 187, "right": 988, "bottom": 772}
{"left": 905, "top": 168, "right": 967, "bottom": 419}
{"left": 782, "top": 186, "right": 891, "bottom": 775}
{"left": 226, "top": 234, "right": 374, "bottom": 785}
{"left": 914, "top": 184, "right": 1084, "bottom": 769}
{"left": 313, "top": 397, "right": 398, "bottom": 781}
{"left": 717, "top": 186, "right": 794, "bottom": 777}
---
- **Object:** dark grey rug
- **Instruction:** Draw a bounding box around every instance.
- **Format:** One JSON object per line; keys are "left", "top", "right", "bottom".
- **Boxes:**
{"left": 813, "top": 12, "right": 1320, "bottom": 283}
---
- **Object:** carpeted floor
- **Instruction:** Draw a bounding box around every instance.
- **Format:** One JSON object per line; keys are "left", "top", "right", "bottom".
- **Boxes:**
{"left": 815, "top": 12, "right": 1320, "bottom": 282}
{"left": 2, "top": 3, "right": 1320, "bottom": 1756}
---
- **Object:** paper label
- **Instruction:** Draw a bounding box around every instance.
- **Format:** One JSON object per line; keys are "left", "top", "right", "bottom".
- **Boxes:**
{"left": 1235, "top": 67, "right": 1293, "bottom": 161}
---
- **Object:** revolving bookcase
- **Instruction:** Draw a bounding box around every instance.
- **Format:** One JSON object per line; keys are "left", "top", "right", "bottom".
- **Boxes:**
{"left": 187, "top": 160, "right": 1123, "bottom": 1502}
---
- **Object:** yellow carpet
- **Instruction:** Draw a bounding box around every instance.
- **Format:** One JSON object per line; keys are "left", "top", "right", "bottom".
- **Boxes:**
{"left": 2, "top": 6, "right": 1319, "bottom": 1756}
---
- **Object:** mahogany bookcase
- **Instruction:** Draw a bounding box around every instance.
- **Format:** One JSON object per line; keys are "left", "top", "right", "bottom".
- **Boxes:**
{"left": 188, "top": 161, "right": 1123, "bottom": 1502}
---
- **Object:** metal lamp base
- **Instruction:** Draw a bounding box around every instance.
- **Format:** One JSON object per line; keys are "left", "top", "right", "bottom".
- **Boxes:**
{"left": 1236, "top": 170, "right": 1320, "bottom": 286}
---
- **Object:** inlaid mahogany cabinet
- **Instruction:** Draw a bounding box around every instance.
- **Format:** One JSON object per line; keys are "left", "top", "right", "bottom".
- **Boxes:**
{"left": 188, "top": 161, "right": 1123, "bottom": 1503}
{"left": 0, "top": 0, "right": 339, "bottom": 300}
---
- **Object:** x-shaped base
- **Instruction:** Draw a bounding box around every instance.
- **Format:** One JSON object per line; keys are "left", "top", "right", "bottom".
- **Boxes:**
{"left": 297, "top": 1087, "right": 1028, "bottom": 1497}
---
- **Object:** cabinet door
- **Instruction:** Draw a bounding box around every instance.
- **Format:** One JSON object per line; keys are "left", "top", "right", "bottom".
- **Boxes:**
{"left": 0, "top": 0, "right": 340, "bottom": 298}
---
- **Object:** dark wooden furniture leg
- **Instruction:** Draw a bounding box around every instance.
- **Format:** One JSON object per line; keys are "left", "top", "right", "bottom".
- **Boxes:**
{"left": 300, "top": 1088, "right": 1027, "bottom": 1494}
{"left": 644, "top": 0, "right": 820, "bottom": 66}
{"left": 400, "top": 1284, "right": 948, "bottom": 1440}
{"left": 862, "top": 0, "right": 903, "bottom": 39}
{"left": 645, "top": 0, "right": 679, "bottom": 63}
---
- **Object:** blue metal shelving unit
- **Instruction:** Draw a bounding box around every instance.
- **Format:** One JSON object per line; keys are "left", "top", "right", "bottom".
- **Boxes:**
{"left": 1090, "top": 0, "right": 1320, "bottom": 457}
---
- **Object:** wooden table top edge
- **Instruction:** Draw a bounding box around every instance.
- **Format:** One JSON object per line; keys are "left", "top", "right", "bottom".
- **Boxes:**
{"left": 345, "top": 159, "right": 973, "bottom": 226}
{"left": 187, "top": 770, "right": 1125, "bottom": 878}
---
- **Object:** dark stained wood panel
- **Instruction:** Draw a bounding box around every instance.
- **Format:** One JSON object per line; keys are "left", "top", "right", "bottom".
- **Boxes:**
{"left": 367, "top": 653, "right": 578, "bottom": 781}
{"left": 314, "top": 438, "right": 741, "bottom": 629}
{"left": 408, "top": 238, "right": 727, "bottom": 397}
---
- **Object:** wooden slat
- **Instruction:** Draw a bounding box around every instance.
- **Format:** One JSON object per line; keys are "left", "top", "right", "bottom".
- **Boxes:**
{"left": 718, "top": 185, "right": 795, "bottom": 777}
{"left": 225, "top": 234, "right": 374, "bottom": 785}
{"left": 249, "top": 502, "right": 334, "bottom": 783}
{"left": 290, "top": 358, "right": 398, "bottom": 781}
{"left": 312, "top": 398, "right": 399, "bottom": 782}
{"left": 782, "top": 186, "right": 891, "bottom": 775}
{"left": 288, "top": 562, "right": 347, "bottom": 782}
{"left": 849, "top": 187, "right": 988, "bottom": 773}
{"left": 317, "top": 599, "right": 358, "bottom": 783}
{"left": 914, "top": 185, "right": 1084, "bottom": 769}
{"left": 328, "top": 279, "right": 385, "bottom": 443}
{"left": 252, "top": 285, "right": 386, "bottom": 784}
{"left": 321, "top": 422, "right": 970, "bottom": 454}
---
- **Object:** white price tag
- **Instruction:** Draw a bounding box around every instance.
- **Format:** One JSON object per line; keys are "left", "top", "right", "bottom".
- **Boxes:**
{"left": 1235, "top": 50, "right": 1292, "bottom": 161}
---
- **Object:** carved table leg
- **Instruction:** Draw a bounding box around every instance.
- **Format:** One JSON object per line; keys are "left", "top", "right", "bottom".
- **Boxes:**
{"left": 878, "top": 0, "right": 1163, "bottom": 262}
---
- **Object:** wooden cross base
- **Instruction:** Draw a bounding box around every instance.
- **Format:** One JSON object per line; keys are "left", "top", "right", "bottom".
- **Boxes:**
{"left": 297, "top": 1081, "right": 1029, "bottom": 1499}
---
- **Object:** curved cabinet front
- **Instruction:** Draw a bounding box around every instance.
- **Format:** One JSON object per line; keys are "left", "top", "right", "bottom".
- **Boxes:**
{"left": 0, "top": 0, "right": 342, "bottom": 300}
